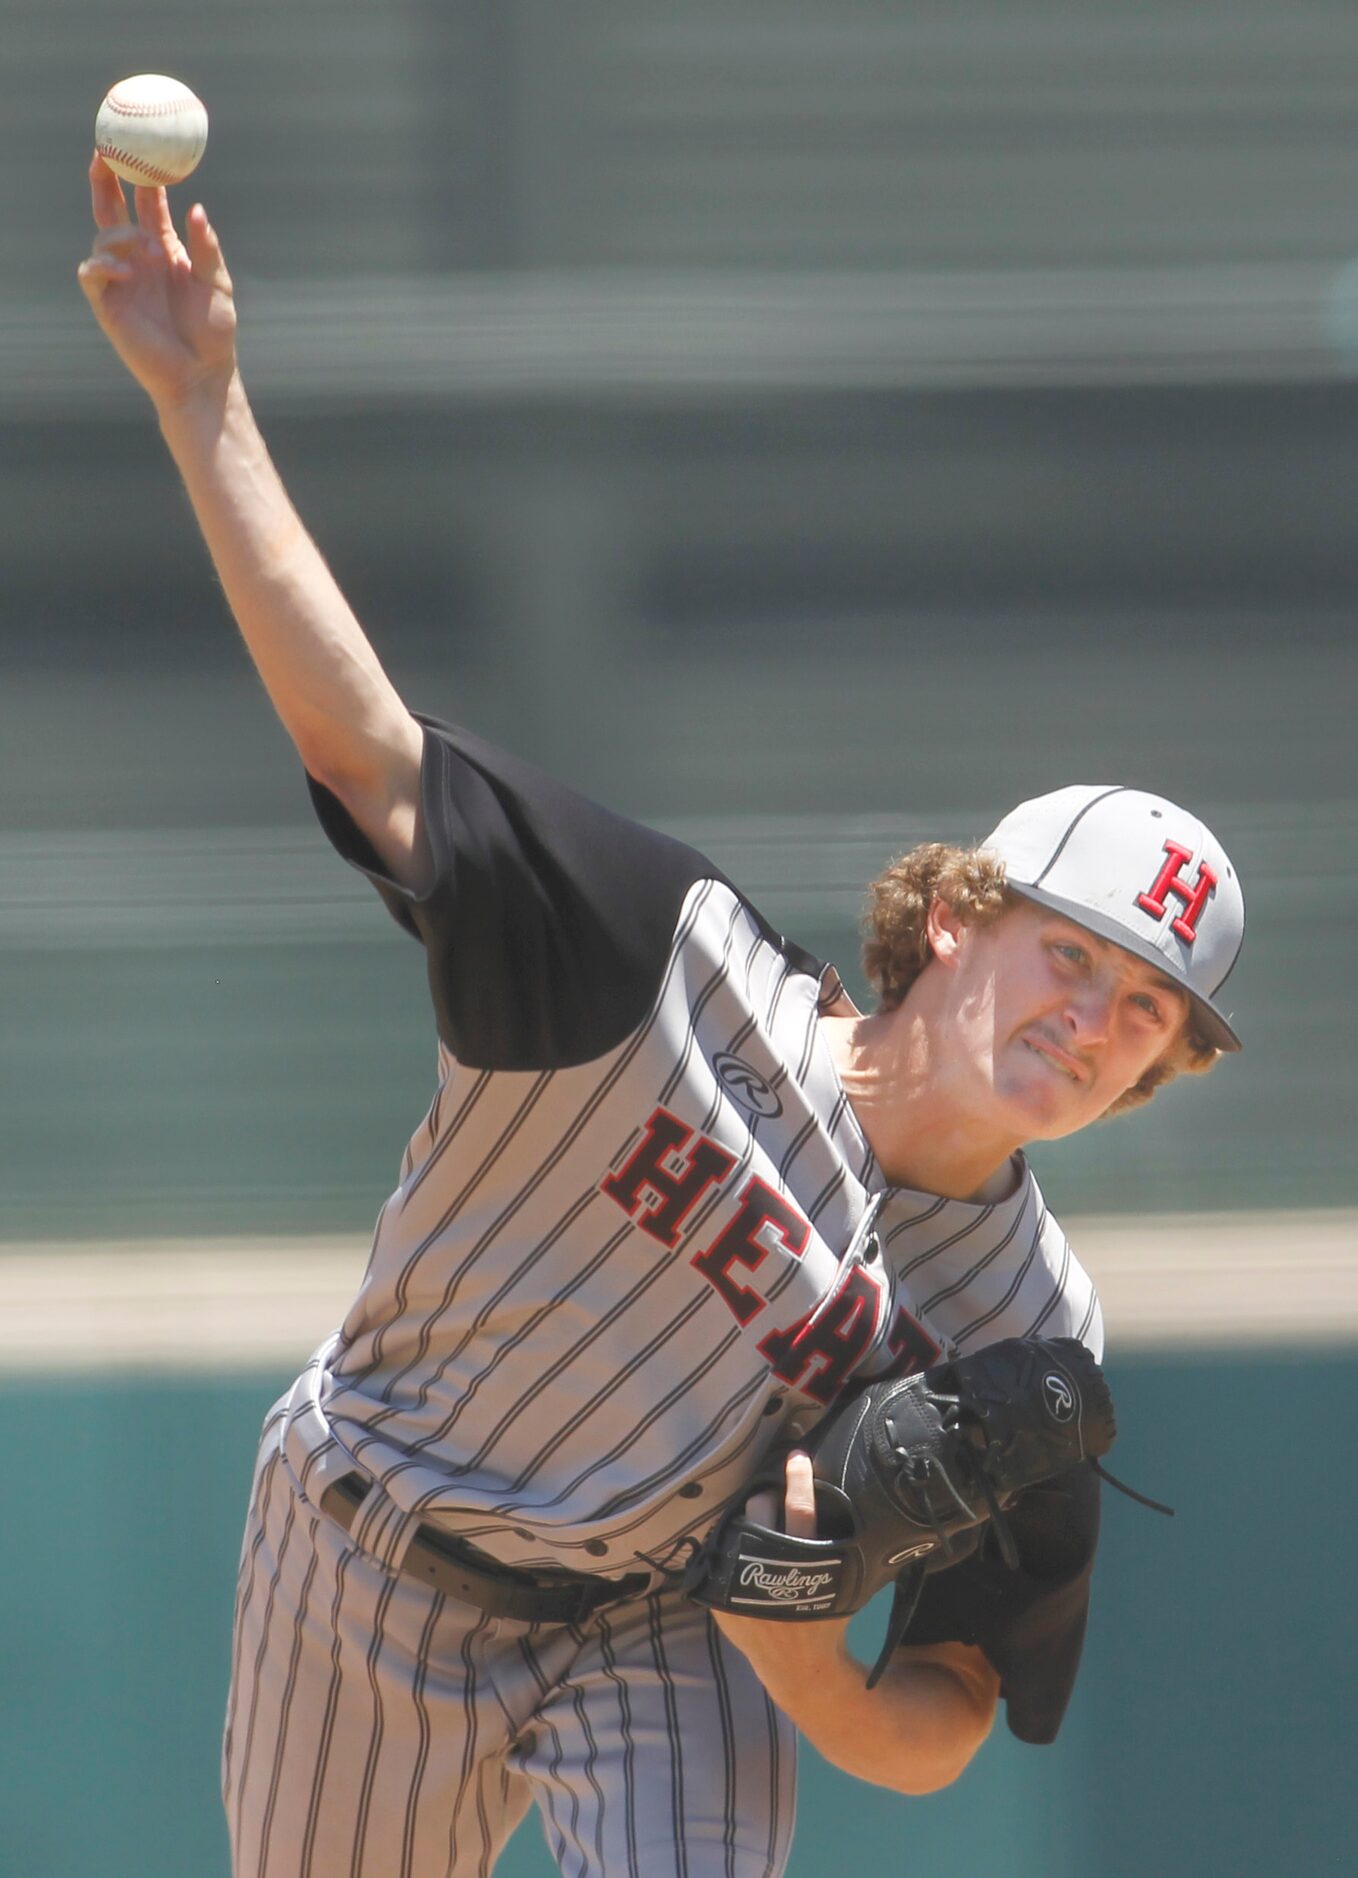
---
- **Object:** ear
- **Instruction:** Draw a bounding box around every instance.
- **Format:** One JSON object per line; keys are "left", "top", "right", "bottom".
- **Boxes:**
{"left": 926, "top": 897, "right": 968, "bottom": 969}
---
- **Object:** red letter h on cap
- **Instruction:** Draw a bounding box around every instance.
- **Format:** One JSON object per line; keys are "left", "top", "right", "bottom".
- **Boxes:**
{"left": 1137, "top": 841, "right": 1218, "bottom": 944}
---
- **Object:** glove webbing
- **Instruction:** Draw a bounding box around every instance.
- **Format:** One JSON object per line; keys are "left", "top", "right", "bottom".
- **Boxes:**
{"left": 866, "top": 1454, "right": 1174, "bottom": 1689}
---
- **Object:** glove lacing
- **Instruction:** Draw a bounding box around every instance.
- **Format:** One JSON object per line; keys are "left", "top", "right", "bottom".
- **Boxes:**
{"left": 868, "top": 1399, "right": 1017, "bottom": 1689}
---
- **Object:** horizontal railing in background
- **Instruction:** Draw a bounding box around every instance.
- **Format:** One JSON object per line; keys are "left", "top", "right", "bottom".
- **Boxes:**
{"left": 5, "top": 1209, "right": 1357, "bottom": 1370}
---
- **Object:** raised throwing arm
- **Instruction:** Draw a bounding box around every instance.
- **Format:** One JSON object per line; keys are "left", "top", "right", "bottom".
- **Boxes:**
{"left": 77, "top": 158, "right": 428, "bottom": 891}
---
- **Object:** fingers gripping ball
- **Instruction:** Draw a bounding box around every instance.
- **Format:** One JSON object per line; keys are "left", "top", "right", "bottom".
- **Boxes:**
{"left": 686, "top": 1338, "right": 1115, "bottom": 1639}
{"left": 95, "top": 75, "right": 208, "bottom": 189}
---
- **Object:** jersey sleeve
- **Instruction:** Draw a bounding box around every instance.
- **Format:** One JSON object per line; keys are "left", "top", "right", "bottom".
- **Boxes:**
{"left": 901, "top": 1461, "right": 1101, "bottom": 1745}
{"left": 306, "top": 716, "right": 728, "bottom": 1070}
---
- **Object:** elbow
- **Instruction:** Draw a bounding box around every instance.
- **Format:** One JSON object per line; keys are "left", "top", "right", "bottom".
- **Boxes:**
{"left": 299, "top": 706, "right": 423, "bottom": 816}
{"left": 897, "top": 1720, "right": 991, "bottom": 1795}
{"left": 879, "top": 1668, "right": 1000, "bottom": 1796}
{"left": 822, "top": 1710, "right": 992, "bottom": 1797}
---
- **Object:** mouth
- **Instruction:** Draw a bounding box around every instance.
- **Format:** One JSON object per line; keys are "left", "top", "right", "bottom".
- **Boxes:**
{"left": 1022, "top": 1033, "right": 1088, "bottom": 1084}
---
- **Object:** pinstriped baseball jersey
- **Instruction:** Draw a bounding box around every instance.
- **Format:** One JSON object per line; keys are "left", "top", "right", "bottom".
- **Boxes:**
{"left": 279, "top": 720, "right": 1102, "bottom": 1586}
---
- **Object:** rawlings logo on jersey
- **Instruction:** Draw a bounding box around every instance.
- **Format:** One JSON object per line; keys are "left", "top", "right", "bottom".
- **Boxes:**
{"left": 713, "top": 1051, "right": 784, "bottom": 1120}
{"left": 601, "top": 1107, "right": 940, "bottom": 1404}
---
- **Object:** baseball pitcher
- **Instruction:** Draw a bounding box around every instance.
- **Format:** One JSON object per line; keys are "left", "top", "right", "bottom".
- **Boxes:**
{"left": 79, "top": 164, "right": 1244, "bottom": 1878}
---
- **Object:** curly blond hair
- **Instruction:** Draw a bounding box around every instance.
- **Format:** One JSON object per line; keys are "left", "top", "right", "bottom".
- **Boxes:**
{"left": 861, "top": 842, "right": 1219, "bottom": 1118}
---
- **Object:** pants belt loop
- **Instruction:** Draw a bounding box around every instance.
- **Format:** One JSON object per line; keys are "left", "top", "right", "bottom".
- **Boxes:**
{"left": 326, "top": 1470, "right": 418, "bottom": 1575}
{"left": 318, "top": 1470, "right": 651, "bottom": 1623}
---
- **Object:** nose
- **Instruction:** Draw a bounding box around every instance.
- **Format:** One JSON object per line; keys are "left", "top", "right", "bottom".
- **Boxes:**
{"left": 1064, "top": 980, "right": 1114, "bottom": 1045}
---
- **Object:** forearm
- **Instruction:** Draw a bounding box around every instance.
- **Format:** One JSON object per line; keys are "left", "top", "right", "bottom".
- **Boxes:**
{"left": 719, "top": 1619, "right": 998, "bottom": 1795}
{"left": 157, "top": 368, "right": 419, "bottom": 803}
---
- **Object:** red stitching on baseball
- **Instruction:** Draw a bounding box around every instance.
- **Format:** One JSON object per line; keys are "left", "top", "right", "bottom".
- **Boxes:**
{"left": 96, "top": 142, "right": 179, "bottom": 185}
{"left": 106, "top": 95, "right": 194, "bottom": 120}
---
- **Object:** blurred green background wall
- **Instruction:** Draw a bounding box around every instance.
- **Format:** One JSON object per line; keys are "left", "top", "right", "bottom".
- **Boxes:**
{"left": 3, "top": 2, "right": 1356, "bottom": 1872}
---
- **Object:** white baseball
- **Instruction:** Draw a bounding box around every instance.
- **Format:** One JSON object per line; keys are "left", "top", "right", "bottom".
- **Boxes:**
{"left": 94, "top": 75, "right": 209, "bottom": 189}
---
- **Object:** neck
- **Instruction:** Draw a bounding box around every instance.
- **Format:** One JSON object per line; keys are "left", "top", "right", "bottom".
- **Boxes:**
{"left": 820, "top": 1001, "right": 1023, "bottom": 1204}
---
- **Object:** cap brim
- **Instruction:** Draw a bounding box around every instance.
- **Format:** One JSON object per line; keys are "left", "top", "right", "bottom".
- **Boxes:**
{"left": 1006, "top": 882, "right": 1243, "bottom": 1053}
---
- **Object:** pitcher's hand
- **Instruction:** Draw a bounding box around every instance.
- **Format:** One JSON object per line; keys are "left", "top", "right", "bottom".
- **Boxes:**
{"left": 77, "top": 155, "right": 236, "bottom": 412}
{"left": 710, "top": 1452, "right": 855, "bottom": 1673}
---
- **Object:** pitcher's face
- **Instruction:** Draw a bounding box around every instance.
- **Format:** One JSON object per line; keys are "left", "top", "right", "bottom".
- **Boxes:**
{"left": 938, "top": 901, "right": 1191, "bottom": 1140}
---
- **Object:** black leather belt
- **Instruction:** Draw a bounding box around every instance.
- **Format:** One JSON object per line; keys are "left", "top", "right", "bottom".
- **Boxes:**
{"left": 319, "top": 1471, "right": 651, "bottom": 1624}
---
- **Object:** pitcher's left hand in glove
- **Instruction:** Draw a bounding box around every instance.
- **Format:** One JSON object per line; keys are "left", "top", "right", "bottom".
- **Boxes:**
{"left": 685, "top": 1336, "right": 1116, "bottom": 1683}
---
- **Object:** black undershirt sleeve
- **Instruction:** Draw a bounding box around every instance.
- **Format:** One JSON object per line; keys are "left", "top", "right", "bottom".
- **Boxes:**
{"left": 307, "top": 716, "right": 740, "bottom": 1070}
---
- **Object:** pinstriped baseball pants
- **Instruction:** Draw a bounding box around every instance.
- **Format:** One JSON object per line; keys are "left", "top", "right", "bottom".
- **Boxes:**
{"left": 223, "top": 1418, "right": 798, "bottom": 1878}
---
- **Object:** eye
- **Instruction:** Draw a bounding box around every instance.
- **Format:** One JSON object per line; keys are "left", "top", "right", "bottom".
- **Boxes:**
{"left": 1129, "top": 991, "right": 1163, "bottom": 1023}
{"left": 1052, "top": 941, "right": 1088, "bottom": 967}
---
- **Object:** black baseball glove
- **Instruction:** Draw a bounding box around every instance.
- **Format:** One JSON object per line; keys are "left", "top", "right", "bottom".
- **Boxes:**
{"left": 684, "top": 1336, "right": 1116, "bottom": 1685}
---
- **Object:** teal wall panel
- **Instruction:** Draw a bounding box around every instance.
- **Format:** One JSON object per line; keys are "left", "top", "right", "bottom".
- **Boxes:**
{"left": 1, "top": 1354, "right": 1353, "bottom": 1877}
{"left": 1074, "top": 1356, "right": 1358, "bottom": 1876}
{"left": 0, "top": 1376, "right": 266, "bottom": 1878}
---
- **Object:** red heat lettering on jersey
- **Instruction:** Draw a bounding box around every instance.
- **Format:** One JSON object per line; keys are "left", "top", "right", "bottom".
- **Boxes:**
{"left": 601, "top": 1108, "right": 737, "bottom": 1249}
{"left": 691, "top": 1176, "right": 809, "bottom": 1326}
{"left": 758, "top": 1263, "right": 886, "bottom": 1405}
{"left": 879, "top": 1305, "right": 942, "bottom": 1379}
{"left": 1136, "top": 841, "right": 1218, "bottom": 944}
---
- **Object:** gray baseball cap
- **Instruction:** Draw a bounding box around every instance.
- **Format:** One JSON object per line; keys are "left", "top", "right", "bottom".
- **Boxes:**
{"left": 981, "top": 785, "right": 1244, "bottom": 1052}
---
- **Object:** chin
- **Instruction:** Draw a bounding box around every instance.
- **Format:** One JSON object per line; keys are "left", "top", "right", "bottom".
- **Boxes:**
{"left": 993, "top": 1062, "right": 1095, "bottom": 1140}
